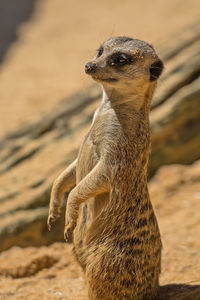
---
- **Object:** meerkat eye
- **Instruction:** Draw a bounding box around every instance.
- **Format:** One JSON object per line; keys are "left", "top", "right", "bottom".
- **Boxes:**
{"left": 96, "top": 47, "right": 103, "bottom": 58}
{"left": 118, "top": 54, "right": 128, "bottom": 64}
{"left": 110, "top": 53, "right": 131, "bottom": 67}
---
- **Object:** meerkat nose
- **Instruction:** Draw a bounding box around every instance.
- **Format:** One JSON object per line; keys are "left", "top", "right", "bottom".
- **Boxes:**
{"left": 85, "top": 62, "right": 97, "bottom": 74}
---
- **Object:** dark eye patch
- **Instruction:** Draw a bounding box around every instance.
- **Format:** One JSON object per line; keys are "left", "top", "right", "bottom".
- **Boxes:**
{"left": 96, "top": 46, "right": 103, "bottom": 58}
{"left": 108, "top": 52, "right": 133, "bottom": 67}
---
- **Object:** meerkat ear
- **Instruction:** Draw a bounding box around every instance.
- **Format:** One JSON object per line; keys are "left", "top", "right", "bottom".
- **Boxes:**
{"left": 149, "top": 60, "right": 164, "bottom": 81}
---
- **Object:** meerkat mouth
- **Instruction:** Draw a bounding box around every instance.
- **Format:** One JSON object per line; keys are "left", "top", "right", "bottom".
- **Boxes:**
{"left": 92, "top": 76, "right": 118, "bottom": 83}
{"left": 102, "top": 78, "right": 118, "bottom": 82}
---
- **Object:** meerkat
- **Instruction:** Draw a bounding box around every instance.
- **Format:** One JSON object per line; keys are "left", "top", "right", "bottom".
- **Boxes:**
{"left": 48, "top": 36, "right": 164, "bottom": 300}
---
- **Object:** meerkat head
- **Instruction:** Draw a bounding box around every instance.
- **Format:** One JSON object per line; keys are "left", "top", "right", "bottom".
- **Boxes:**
{"left": 85, "top": 36, "right": 163, "bottom": 100}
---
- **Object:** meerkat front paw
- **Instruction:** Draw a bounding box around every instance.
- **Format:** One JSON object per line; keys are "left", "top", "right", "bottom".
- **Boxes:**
{"left": 47, "top": 211, "right": 60, "bottom": 231}
{"left": 64, "top": 222, "right": 76, "bottom": 243}
{"left": 47, "top": 215, "right": 55, "bottom": 231}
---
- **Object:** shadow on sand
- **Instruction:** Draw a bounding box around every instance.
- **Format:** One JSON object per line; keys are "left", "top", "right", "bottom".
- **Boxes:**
{"left": 157, "top": 283, "right": 200, "bottom": 300}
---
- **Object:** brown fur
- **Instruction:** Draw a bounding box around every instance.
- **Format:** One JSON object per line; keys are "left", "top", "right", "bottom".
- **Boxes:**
{"left": 48, "top": 36, "right": 163, "bottom": 300}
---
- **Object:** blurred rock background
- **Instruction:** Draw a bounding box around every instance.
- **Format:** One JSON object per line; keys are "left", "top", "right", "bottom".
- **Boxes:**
{"left": 0, "top": 0, "right": 200, "bottom": 299}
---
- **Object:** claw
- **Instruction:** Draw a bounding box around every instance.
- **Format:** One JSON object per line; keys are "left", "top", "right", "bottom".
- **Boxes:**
{"left": 64, "top": 223, "right": 76, "bottom": 243}
{"left": 47, "top": 209, "right": 62, "bottom": 231}
{"left": 47, "top": 215, "right": 56, "bottom": 231}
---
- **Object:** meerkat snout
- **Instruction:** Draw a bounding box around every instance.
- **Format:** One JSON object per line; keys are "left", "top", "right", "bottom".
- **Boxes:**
{"left": 85, "top": 62, "right": 97, "bottom": 74}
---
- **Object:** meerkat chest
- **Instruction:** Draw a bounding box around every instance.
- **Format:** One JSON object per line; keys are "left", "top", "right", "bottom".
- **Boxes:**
{"left": 76, "top": 131, "right": 99, "bottom": 182}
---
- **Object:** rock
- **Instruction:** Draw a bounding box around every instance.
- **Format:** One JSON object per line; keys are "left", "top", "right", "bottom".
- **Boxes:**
{"left": 0, "top": 23, "right": 200, "bottom": 251}
{"left": 0, "top": 0, "right": 37, "bottom": 63}
{"left": 150, "top": 76, "right": 200, "bottom": 177}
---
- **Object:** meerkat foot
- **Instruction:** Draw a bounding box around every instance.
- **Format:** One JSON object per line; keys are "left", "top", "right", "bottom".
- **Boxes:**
{"left": 64, "top": 222, "right": 76, "bottom": 243}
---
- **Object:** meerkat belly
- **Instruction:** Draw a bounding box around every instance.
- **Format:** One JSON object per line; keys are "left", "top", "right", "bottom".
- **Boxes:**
{"left": 75, "top": 135, "right": 108, "bottom": 228}
{"left": 73, "top": 132, "right": 105, "bottom": 264}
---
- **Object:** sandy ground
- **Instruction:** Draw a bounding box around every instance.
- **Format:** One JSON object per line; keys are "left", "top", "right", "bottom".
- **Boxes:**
{"left": 0, "top": 0, "right": 200, "bottom": 138}
{"left": 0, "top": 161, "right": 200, "bottom": 299}
{"left": 0, "top": 1, "right": 200, "bottom": 299}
